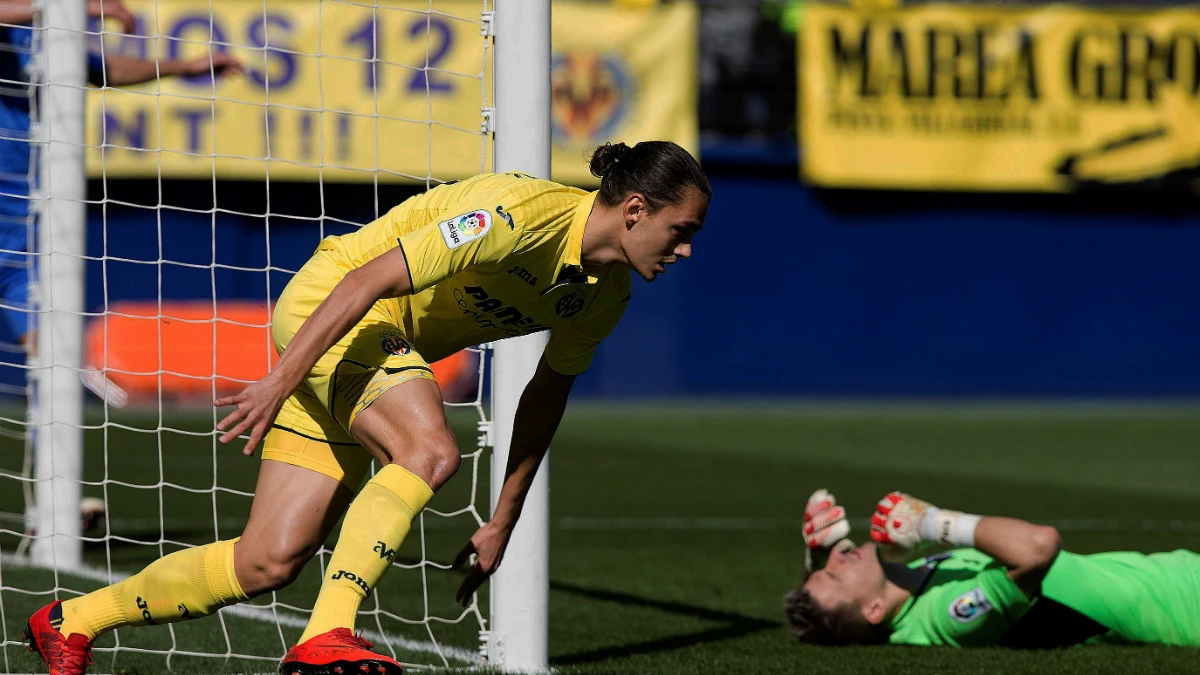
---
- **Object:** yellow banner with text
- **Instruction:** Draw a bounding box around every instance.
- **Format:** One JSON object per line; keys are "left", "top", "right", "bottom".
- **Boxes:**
{"left": 86, "top": 0, "right": 697, "bottom": 185}
{"left": 800, "top": 3, "right": 1200, "bottom": 192}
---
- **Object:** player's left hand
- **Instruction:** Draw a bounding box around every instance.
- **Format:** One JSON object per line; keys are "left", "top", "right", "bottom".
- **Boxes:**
{"left": 179, "top": 53, "right": 245, "bottom": 78}
{"left": 453, "top": 520, "right": 514, "bottom": 607}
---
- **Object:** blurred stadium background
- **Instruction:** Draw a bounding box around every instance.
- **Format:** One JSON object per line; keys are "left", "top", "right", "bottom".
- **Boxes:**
{"left": 2, "top": 0, "right": 1200, "bottom": 673}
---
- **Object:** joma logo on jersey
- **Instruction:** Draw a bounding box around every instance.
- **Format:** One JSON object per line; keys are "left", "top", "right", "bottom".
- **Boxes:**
{"left": 331, "top": 569, "right": 371, "bottom": 594}
{"left": 496, "top": 205, "right": 516, "bottom": 230}
{"left": 455, "top": 285, "right": 549, "bottom": 337}
{"left": 374, "top": 541, "right": 397, "bottom": 563}
{"left": 507, "top": 265, "right": 538, "bottom": 286}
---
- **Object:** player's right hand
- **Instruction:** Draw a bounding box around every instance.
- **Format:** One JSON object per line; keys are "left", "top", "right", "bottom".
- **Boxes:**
{"left": 453, "top": 520, "right": 514, "bottom": 608}
{"left": 870, "top": 491, "right": 937, "bottom": 550}
{"left": 214, "top": 373, "right": 291, "bottom": 456}
{"left": 803, "top": 489, "right": 853, "bottom": 572}
{"left": 179, "top": 53, "right": 246, "bottom": 79}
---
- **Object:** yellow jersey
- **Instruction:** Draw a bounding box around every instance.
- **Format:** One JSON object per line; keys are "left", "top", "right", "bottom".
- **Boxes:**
{"left": 316, "top": 172, "right": 631, "bottom": 376}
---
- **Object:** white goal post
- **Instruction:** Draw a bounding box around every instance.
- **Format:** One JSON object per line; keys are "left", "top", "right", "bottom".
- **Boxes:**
{"left": 488, "top": 1, "right": 552, "bottom": 669}
{"left": 31, "top": 0, "right": 89, "bottom": 573}
{"left": 12, "top": 0, "right": 552, "bottom": 671}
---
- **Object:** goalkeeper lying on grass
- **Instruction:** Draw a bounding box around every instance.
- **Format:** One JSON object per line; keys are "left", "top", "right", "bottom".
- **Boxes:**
{"left": 786, "top": 490, "right": 1200, "bottom": 648}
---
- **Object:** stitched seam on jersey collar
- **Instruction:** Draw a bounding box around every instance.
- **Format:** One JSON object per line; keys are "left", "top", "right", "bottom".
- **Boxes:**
{"left": 563, "top": 191, "right": 598, "bottom": 269}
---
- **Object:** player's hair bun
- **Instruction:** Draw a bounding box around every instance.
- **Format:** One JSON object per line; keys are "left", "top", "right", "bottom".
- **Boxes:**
{"left": 589, "top": 140, "right": 711, "bottom": 213}
{"left": 589, "top": 142, "right": 631, "bottom": 179}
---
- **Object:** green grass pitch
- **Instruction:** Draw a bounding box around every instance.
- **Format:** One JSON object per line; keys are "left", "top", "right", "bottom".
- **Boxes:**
{"left": 2, "top": 402, "right": 1200, "bottom": 674}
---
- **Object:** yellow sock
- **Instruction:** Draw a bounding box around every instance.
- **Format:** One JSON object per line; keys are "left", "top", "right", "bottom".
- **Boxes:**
{"left": 299, "top": 464, "right": 433, "bottom": 643}
{"left": 59, "top": 538, "right": 248, "bottom": 640}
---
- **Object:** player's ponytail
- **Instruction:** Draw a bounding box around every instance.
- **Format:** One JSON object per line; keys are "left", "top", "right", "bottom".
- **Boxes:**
{"left": 589, "top": 142, "right": 631, "bottom": 179}
{"left": 589, "top": 140, "right": 710, "bottom": 212}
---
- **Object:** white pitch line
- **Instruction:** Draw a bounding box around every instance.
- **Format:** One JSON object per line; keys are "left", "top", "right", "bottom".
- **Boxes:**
{"left": 0, "top": 554, "right": 479, "bottom": 666}
{"left": 101, "top": 515, "right": 1200, "bottom": 534}
{"left": 555, "top": 516, "right": 1200, "bottom": 533}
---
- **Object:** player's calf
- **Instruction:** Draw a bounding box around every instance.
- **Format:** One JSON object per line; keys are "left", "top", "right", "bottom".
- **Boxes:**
{"left": 234, "top": 459, "right": 357, "bottom": 596}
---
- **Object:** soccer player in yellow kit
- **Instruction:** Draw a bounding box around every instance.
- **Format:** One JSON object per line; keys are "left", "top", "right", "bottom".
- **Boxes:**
{"left": 25, "top": 140, "right": 710, "bottom": 675}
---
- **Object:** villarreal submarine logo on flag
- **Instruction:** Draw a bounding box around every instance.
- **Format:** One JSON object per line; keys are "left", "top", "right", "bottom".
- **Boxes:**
{"left": 550, "top": 51, "right": 633, "bottom": 147}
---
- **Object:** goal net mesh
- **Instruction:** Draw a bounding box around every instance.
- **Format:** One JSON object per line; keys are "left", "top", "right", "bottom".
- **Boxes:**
{"left": 0, "top": 0, "right": 495, "bottom": 671}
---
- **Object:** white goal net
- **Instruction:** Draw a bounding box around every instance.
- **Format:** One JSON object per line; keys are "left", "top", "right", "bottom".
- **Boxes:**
{"left": 0, "top": 0, "right": 547, "bottom": 671}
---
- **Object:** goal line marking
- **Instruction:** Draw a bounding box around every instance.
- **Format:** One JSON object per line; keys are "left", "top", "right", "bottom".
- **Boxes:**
{"left": 0, "top": 554, "right": 479, "bottom": 666}
{"left": 555, "top": 516, "right": 1200, "bottom": 533}
{"left": 99, "top": 515, "right": 1200, "bottom": 534}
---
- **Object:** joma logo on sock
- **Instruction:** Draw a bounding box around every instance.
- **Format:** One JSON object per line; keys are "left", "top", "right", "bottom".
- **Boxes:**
{"left": 331, "top": 570, "right": 371, "bottom": 594}
{"left": 135, "top": 596, "right": 157, "bottom": 625}
{"left": 374, "top": 541, "right": 397, "bottom": 563}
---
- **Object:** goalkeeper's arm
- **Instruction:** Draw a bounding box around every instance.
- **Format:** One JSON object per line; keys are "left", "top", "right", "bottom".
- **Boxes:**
{"left": 972, "top": 516, "right": 1062, "bottom": 596}
{"left": 872, "top": 492, "right": 1061, "bottom": 597}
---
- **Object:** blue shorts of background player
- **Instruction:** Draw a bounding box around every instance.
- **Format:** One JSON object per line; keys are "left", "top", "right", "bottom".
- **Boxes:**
{"left": 0, "top": 200, "right": 34, "bottom": 344}
{"left": 0, "top": 18, "right": 242, "bottom": 348}
{"left": 0, "top": 23, "right": 104, "bottom": 347}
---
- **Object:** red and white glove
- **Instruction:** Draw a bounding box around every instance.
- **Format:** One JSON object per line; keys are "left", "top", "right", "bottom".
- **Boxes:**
{"left": 803, "top": 489, "right": 854, "bottom": 572}
{"left": 870, "top": 491, "right": 980, "bottom": 552}
{"left": 870, "top": 492, "right": 936, "bottom": 550}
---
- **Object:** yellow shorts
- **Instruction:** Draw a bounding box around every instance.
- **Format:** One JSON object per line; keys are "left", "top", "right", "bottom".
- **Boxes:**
{"left": 263, "top": 249, "right": 435, "bottom": 489}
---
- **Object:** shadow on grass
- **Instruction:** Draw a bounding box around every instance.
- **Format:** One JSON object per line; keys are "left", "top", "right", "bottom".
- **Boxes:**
{"left": 549, "top": 580, "right": 779, "bottom": 666}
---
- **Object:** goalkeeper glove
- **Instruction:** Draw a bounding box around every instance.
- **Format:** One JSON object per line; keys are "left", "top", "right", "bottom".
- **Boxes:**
{"left": 803, "top": 489, "right": 854, "bottom": 573}
{"left": 870, "top": 491, "right": 981, "bottom": 551}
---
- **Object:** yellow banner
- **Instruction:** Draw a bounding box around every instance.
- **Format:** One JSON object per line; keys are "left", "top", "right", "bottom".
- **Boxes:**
{"left": 84, "top": 0, "right": 697, "bottom": 184}
{"left": 550, "top": 1, "right": 698, "bottom": 185}
{"left": 800, "top": 3, "right": 1200, "bottom": 192}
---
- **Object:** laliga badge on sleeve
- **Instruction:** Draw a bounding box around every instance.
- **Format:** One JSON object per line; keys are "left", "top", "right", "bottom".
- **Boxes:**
{"left": 949, "top": 587, "right": 993, "bottom": 624}
{"left": 439, "top": 210, "right": 493, "bottom": 250}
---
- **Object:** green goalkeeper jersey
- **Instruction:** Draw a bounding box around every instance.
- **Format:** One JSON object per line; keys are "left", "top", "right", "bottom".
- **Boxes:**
{"left": 1041, "top": 548, "right": 1200, "bottom": 647}
{"left": 888, "top": 549, "right": 1032, "bottom": 647}
{"left": 889, "top": 548, "right": 1200, "bottom": 648}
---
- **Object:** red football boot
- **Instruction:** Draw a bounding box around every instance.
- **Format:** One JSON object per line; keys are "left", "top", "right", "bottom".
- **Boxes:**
{"left": 279, "top": 628, "right": 402, "bottom": 675}
{"left": 24, "top": 601, "right": 94, "bottom": 675}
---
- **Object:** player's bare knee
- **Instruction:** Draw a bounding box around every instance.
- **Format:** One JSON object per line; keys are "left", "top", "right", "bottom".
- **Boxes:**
{"left": 409, "top": 431, "right": 461, "bottom": 488}
{"left": 375, "top": 412, "right": 460, "bottom": 487}
{"left": 236, "top": 539, "right": 316, "bottom": 594}
{"left": 251, "top": 552, "right": 310, "bottom": 593}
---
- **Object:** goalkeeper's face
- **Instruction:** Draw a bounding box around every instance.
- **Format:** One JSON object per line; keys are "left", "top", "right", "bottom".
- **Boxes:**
{"left": 803, "top": 542, "right": 890, "bottom": 626}
{"left": 621, "top": 187, "right": 708, "bottom": 281}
